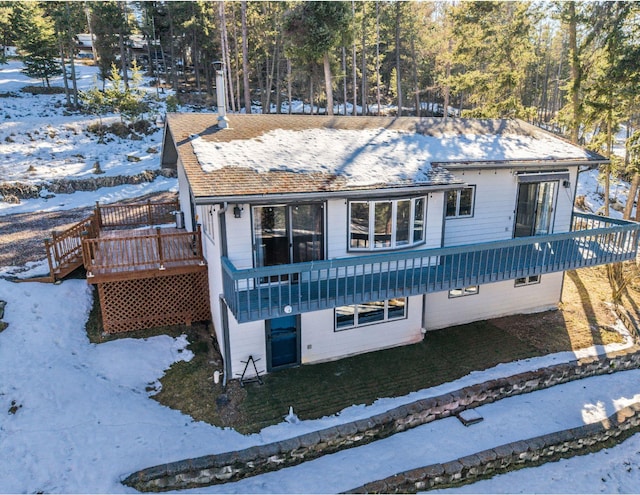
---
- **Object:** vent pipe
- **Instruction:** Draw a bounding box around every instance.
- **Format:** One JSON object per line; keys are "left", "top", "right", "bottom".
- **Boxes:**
{"left": 214, "top": 61, "right": 229, "bottom": 129}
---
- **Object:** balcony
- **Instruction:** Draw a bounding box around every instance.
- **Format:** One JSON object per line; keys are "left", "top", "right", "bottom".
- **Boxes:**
{"left": 221, "top": 213, "right": 640, "bottom": 324}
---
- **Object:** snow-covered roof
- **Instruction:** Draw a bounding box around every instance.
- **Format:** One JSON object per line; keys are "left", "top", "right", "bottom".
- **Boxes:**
{"left": 164, "top": 114, "right": 602, "bottom": 201}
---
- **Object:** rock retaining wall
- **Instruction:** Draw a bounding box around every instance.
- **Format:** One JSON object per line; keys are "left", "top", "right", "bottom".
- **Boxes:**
{"left": 0, "top": 168, "right": 177, "bottom": 203}
{"left": 122, "top": 349, "right": 640, "bottom": 492}
{"left": 348, "top": 402, "right": 640, "bottom": 493}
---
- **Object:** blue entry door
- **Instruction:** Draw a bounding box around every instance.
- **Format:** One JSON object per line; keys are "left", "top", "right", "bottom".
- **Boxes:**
{"left": 267, "top": 315, "right": 300, "bottom": 371}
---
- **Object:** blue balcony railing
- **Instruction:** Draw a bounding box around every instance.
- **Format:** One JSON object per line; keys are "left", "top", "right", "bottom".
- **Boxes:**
{"left": 221, "top": 212, "right": 640, "bottom": 323}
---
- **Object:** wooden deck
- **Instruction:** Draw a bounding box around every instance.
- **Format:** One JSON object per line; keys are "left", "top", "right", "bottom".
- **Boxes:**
{"left": 83, "top": 226, "right": 206, "bottom": 283}
{"left": 43, "top": 199, "right": 207, "bottom": 284}
{"left": 40, "top": 200, "right": 210, "bottom": 334}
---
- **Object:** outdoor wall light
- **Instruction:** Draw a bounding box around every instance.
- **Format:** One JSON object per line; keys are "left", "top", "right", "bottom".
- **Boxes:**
{"left": 233, "top": 205, "right": 243, "bottom": 218}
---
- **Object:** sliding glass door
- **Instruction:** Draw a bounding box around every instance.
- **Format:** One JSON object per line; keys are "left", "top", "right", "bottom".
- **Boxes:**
{"left": 514, "top": 181, "right": 557, "bottom": 238}
{"left": 253, "top": 204, "right": 324, "bottom": 280}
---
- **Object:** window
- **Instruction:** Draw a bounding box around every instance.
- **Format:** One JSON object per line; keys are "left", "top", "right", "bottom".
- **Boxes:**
{"left": 201, "top": 205, "right": 215, "bottom": 241}
{"left": 515, "top": 275, "right": 541, "bottom": 287}
{"left": 349, "top": 197, "right": 427, "bottom": 250}
{"left": 448, "top": 285, "right": 479, "bottom": 298}
{"left": 335, "top": 298, "right": 407, "bottom": 330}
{"left": 446, "top": 186, "right": 475, "bottom": 218}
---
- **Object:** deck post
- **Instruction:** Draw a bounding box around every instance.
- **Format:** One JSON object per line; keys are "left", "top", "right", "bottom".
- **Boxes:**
{"left": 44, "top": 238, "right": 56, "bottom": 283}
{"left": 81, "top": 230, "right": 94, "bottom": 278}
{"left": 157, "top": 227, "right": 165, "bottom": 270}
{"left": 94, "top": 202, "right": 102, "bottom": 229}
{"left": 147, "top": 200, "right": 153, "bottom": 226}
{"left": 51, "top": 230, "right": 61, "bottom": 266}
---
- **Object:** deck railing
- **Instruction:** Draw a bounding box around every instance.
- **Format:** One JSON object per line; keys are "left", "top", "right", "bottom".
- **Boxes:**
{"left": 95, "top": 199, "right": 179, "bottom": 230}
{"left": 44, "top": 215, "right": 98, "bottom": 279}
{"left": 221, "top": 212, "right": 640, "bottom": 323}
{"left": 83, "top": 226, "right": 204, "bottom": 278}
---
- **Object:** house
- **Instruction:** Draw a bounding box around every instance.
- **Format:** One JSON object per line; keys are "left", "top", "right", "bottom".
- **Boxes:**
{"left": 160, "top": 112, "right": 640, "bottom": 382}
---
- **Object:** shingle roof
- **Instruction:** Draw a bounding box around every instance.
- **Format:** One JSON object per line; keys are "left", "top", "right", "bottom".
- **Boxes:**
{"left": 164, "top": 114, "right": 599, "bottom": 201}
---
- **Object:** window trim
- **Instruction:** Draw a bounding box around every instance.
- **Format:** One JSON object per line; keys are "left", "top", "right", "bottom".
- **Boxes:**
{"left": 448, "top": 285, "right": 479, "bottom": 298}
{"left": 515, "top": 274, "right": 541, "bottom": 287}
{"left": 348, "top": 196, "right": 427, "bottom": 252}
{"left": 335, "top": 298, "right": 408, "bottom": 331}
{"left": 446, "top": 186, "right": 476, "bottom": 219}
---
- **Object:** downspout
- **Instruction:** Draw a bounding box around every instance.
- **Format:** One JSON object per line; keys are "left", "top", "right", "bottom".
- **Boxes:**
{"left": 218, "top": 201, "right": 231, "bottom": 387}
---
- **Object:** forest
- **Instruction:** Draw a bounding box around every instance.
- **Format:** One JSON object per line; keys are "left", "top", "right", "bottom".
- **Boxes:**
{"left": 1, "top": 1, "right": 640, "bottom": 210}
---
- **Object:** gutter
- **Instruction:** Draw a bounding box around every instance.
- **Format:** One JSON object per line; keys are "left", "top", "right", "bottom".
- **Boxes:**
{"left": 433, "top": 158, "right": 609, "bottom": 170}
{"left": 194, "top": 183, "right": 464, "bottom": 205}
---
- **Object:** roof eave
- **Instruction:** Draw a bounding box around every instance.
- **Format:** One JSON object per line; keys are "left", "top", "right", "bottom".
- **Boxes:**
{"left": 193, "top": 182, "right": 463, "bottom": 205}
{"left": 433, "top": 158, "right": 609, "bottom": 170}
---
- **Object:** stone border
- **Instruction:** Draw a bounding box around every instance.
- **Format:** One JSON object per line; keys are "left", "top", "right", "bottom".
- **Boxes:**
{"left": 0, "top": 168, "right": 176, "bottom": 203}
{"left": 347, "top": 402, "right": 640, "bottom": 493}
{"left": 123, "top": 349, "right": 640, "bottom": 492}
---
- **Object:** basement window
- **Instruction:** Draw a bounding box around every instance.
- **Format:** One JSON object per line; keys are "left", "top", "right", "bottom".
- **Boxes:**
{"left": 515, "top": 275, "right": 541, "bottom": 287}
{"left": 448, "top": 285, "right": 479, "bottom": 298}
{"left": 335, "top": 298, "right": 407, "bottom": 331}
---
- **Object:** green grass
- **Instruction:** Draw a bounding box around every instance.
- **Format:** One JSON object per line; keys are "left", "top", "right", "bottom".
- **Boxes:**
{"left": 237, "top": 321, "right": 543, "bottom": 432}
{"left": 85, "top": 289, "right": 544, "bottom": 434}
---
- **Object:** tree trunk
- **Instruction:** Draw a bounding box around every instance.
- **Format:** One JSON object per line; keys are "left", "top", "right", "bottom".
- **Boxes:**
{"left": 395, "top": 2, "right": 402, "bottom": 116}
{"left": 58, "top": 36, "right": 70, "bottom": 106}
{"left": 241, "top": 0, "right": 251, "bottom": 113}
{"left": 352, "top": 0, "right": 358, "bottom": 116}
{"left": 323, "top": 52, "right": 334, "bottom": 115}
{"left": 361, "top": 1, "right": 367, "bottom": 115}
{"left": 568, "top": 2, "right": 580, "bottom": 144}
{"left": 118, "top": 3, "right": 128, "bottom": 90}
{"left": 410, "top": 34, "right": 419, "bottom": 117}
{"left": 287, "top": 58, "right": 292, "bottom": 114}
{"left": 275, "top": 43, "right": 282, "bottom": 114}
{"left": 623, "top": 173, "right": 640, "bottom": 220}
{"left": 342, "top": 46, "right": 348, "bottom": 115}
{"left": 375, "top": 0, "right": 381, "bottom": 116}
{"left": 168, "top": 5, "right": 178, "bottom": 93}
{"left": 219, "top": 2, "right": 236, "bottom": 112}
{"left": 230, "top": 2, "right": 241, "bottom": 111}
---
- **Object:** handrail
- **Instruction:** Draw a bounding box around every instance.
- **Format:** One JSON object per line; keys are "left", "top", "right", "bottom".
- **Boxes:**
{"left": 220, "top": 213, "right": 640, "bottom": 323}
{"left": 83, "top": 226, "right": 204, "bottom": 275}
{"left": 222, "top": 214, "right": 640, "bottom": 281}
{"left": 95, "top": 199, "right": 179, "bottom": 229}
{"left": 45, "top": 215, "right": 97, "bottom": 274}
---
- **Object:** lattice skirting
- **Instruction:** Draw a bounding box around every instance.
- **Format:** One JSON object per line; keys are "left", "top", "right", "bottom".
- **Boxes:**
{"left": 98, "top": 270, "right": 211, "bottom": 334}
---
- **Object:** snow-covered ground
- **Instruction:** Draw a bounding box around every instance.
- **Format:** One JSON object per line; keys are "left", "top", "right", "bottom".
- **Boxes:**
{"left": 0, "top": 60, "right": 177, "bottom": 216}
{"left": 2, "top": 59, "right": 640, "bottom": 493}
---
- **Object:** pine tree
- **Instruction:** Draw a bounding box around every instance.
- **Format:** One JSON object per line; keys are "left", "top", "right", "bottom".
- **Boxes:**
{"left": 11, "top": 2, "right": 61, "bottom": 87}
{"left": 284, "top": 1, "right": 352, "bottom": 115}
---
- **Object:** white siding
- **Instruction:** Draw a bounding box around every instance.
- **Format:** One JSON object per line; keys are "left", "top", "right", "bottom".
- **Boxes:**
{"left": 300, "top": 295, "right": 424, "bottom": 364}
{"left": 554, "top": 168, "right": 579, "bottom": 233}
{"left": 227, "top": 315, "right": 267, "bottom": 378}
{"left": 444, "top": 169, "right": 517, "bottom": 246}
{"left": 197, "top": 204, "right": 225, "bottom": 358}
{"left": 423, "top": 272, "right": 563, "bottom": 330}
{"left": 425, "top": 192, "right": 445, "bottom": 248}
{"left": 177, "top": 162, "right": 194, "bottom": 232}
{"left": 326, "top": 199, "right": 348, "bottom": 258}
{"left": 444, "top": 168, "right": 579, "bottom": 247}
{"left": 224, "top": 206, "right": 254, "bottom": 269}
